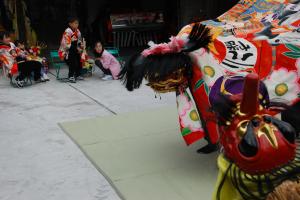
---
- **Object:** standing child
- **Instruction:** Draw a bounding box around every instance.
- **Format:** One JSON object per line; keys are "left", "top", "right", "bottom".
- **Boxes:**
{"left": 93, "top": 41, "right": 121, "bottom": 80}
{"left": 59, "top": 17, "right": 84, "bottom": 83}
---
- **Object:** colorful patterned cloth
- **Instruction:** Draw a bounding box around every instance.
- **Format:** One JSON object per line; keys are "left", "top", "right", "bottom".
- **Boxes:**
{"left": 176, "top": 0, "right": 300, "bottom": 145}
{"left": 0, "top": 43, "right": 18, "bottom": 75}
{"left": 58, "top": 27, "right": 82, "bottom": 60}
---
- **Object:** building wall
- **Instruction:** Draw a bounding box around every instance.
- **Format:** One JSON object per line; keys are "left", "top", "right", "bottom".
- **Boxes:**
{"left": 25, "top": 0, "right": 240, "bottom": 46}
{"left": 85, "top": 0, "right": 169, "bottom": 26}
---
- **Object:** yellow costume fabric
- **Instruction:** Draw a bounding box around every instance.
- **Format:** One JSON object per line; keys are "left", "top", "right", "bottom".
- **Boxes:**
{"left": 213, "top": 155, "right": 243, "bottom": 200}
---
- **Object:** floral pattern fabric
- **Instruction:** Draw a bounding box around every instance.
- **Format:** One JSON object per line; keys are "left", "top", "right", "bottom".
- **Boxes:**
{"left": 176, "top": 91, "right": 205, "bottom": 145}
{"left": 0, "top": 44, "right": 18, "bottom": 75}
{"left": 176, "top": 0, "right": 300, "bottom": 145}
{"left": 58, "top": 27, "right": 82, "bottom": 60}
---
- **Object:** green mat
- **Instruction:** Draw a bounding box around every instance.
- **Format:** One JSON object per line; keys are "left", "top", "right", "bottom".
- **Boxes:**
{"left": 60, "top": 107, "right": 218, "bottom": 200}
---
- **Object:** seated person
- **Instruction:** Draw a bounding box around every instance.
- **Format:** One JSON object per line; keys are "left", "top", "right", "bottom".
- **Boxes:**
{"left": 93, "top": 41, "right": 121, "bottom": 80}
{"left": 14, "top": 40, "right": 29, "bottom": 60}
{"left": 16, "top": 40, "right": 50, "bottom": 81}
{"left": 0, "top": 31, "right": 43, "bottom": 87}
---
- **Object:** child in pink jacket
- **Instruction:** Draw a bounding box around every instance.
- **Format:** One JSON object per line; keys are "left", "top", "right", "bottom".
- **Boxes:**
{"left": 93, "top": 41, "right": 121, "bottom": 80}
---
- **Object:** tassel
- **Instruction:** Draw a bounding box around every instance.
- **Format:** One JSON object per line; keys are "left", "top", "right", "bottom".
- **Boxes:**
{"left": 182, "top": 23, "right": 211, "bottom": 52}
{"left": 266, "top": 181, "right": 300, "bottom": 200}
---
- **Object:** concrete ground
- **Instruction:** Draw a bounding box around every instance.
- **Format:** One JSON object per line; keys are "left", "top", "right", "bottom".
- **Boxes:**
{"left": 0, "top": 66, "right": 176, "bottom": 200}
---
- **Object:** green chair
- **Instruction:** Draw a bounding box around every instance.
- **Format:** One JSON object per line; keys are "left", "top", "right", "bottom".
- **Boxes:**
{"left": 106, "top": 47, "right": 120, "bottom": 57}
{"left": 49, "top": 50, "right": 66, "bottom": 80}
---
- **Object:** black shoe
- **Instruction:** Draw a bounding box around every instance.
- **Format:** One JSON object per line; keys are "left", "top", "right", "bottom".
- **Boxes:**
{"left": 35, "top": 79, "right": 44, "bottom": 83}
{"left": 197, "top": 143, "right": 219, "bottom": 154}
{"left": 16, "top": 79, "right": 24, "bottom": 88}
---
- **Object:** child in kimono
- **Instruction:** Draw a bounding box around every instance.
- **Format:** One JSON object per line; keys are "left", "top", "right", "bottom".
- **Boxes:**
{"left": 28, "top": 45, "right": 50, "bottom": 81}
{"left": 59, "top": 17, "right": 84, "bottom": 83}
{"left": 93, "top": 41, "right": 121, "bottom": 80}
{"left": 15, "top": 40, "right": 50, "bottom": 81}
{"left": 0, "top": 31, "right": 43, "bottom": 87}
{"left": 14, "top": 40, "right": 29, "bottom": 60}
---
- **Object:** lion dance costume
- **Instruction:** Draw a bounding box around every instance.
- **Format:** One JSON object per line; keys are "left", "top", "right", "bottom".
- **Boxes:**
{"left": 120, "top": 1, "right": 300, "bottom": 199}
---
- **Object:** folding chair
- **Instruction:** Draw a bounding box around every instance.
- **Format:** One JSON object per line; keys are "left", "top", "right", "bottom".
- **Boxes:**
{"left": 49, "top": 50, "right": 67, "bottom": 80}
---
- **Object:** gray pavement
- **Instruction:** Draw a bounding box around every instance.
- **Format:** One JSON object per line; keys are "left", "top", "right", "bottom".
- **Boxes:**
{"left": 0, "top": 67, "right": 175, "bottom": 200}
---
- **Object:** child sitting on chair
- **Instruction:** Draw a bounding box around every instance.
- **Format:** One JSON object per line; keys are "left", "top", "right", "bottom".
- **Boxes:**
{"left": 28, "top": 45, "right": 50, "bottom": 81}
{"left": 14, "top": 40, "right": 28, "bottom": 59}
{"left": 16, "top": 40, "right": 50, "bottom": 81}
{"left": 0, "top": 31, "right": 43, "bottom": 87}
{"left": 93, "top": 41, "right": 121, "bottom": 80}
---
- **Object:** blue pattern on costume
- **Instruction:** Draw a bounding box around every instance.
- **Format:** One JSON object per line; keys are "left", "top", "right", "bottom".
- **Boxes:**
{"left": 242, "top": 0, "right": 274, "bottom": 15}
{"left": 202, "top": 20, "right": 225, "bottom": 27}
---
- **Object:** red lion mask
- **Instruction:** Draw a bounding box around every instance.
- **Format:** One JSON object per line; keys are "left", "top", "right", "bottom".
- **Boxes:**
{"left": 211, "top": 73, "right": 297, "bottom": 175}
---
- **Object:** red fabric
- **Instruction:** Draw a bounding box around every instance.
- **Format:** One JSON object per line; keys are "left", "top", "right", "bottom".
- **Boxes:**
{"left": 10, "top": 63, "right": 18, "bottom": 75}
{"left": 183, "top": 131, "right": 205, "bottom": 145}
{"left": 212, "top": 39, "right": 226, "bottom": 62}
{"left": 276, "top": 44, "right": 298, "bottom": 71}
{"left": 58, "top": 51, "right": 64, "bottom": 61}
{"left": 0, "top": 44, "right": 10, "bottom": 50}
{"left": 189, "top": 65, "right": 219, "bottom": 145}
{"left": 253, "top": 40, "right": 273, "bottom": 79}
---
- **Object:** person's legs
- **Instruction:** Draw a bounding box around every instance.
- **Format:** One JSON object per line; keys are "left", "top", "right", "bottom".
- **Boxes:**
{"left": 14, "top": 61, "right": 41, "bottom": 86}
{"left": 16, "top": 63, "right": 26, "bottom": 81}
{"left": 31, "top": 61, "right": 42, "bottom": 81}
{"left": 40, "top": 67, "right": 47, "bottom": 80}
{"left": 66, "top": 54, "right": 76, "bottom": 78}
{"left": 41, "top": 65, "right": 46, "bottom": 76}
{"left": 17, "top": 62, "right": 31, "bottom": 81}
{"left": 95, "top": 60, "right": 112, "bottom": 75}
{"left": 74, "top": 53, "right": 82, "bottom": 78}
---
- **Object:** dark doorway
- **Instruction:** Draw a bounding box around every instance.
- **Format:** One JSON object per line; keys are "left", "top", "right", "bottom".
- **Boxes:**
{"left": 25, "top": 0, "right": 239, "bottom": 48}
{"left": 178, "top": 0, "right": 239, "bottom": 26}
